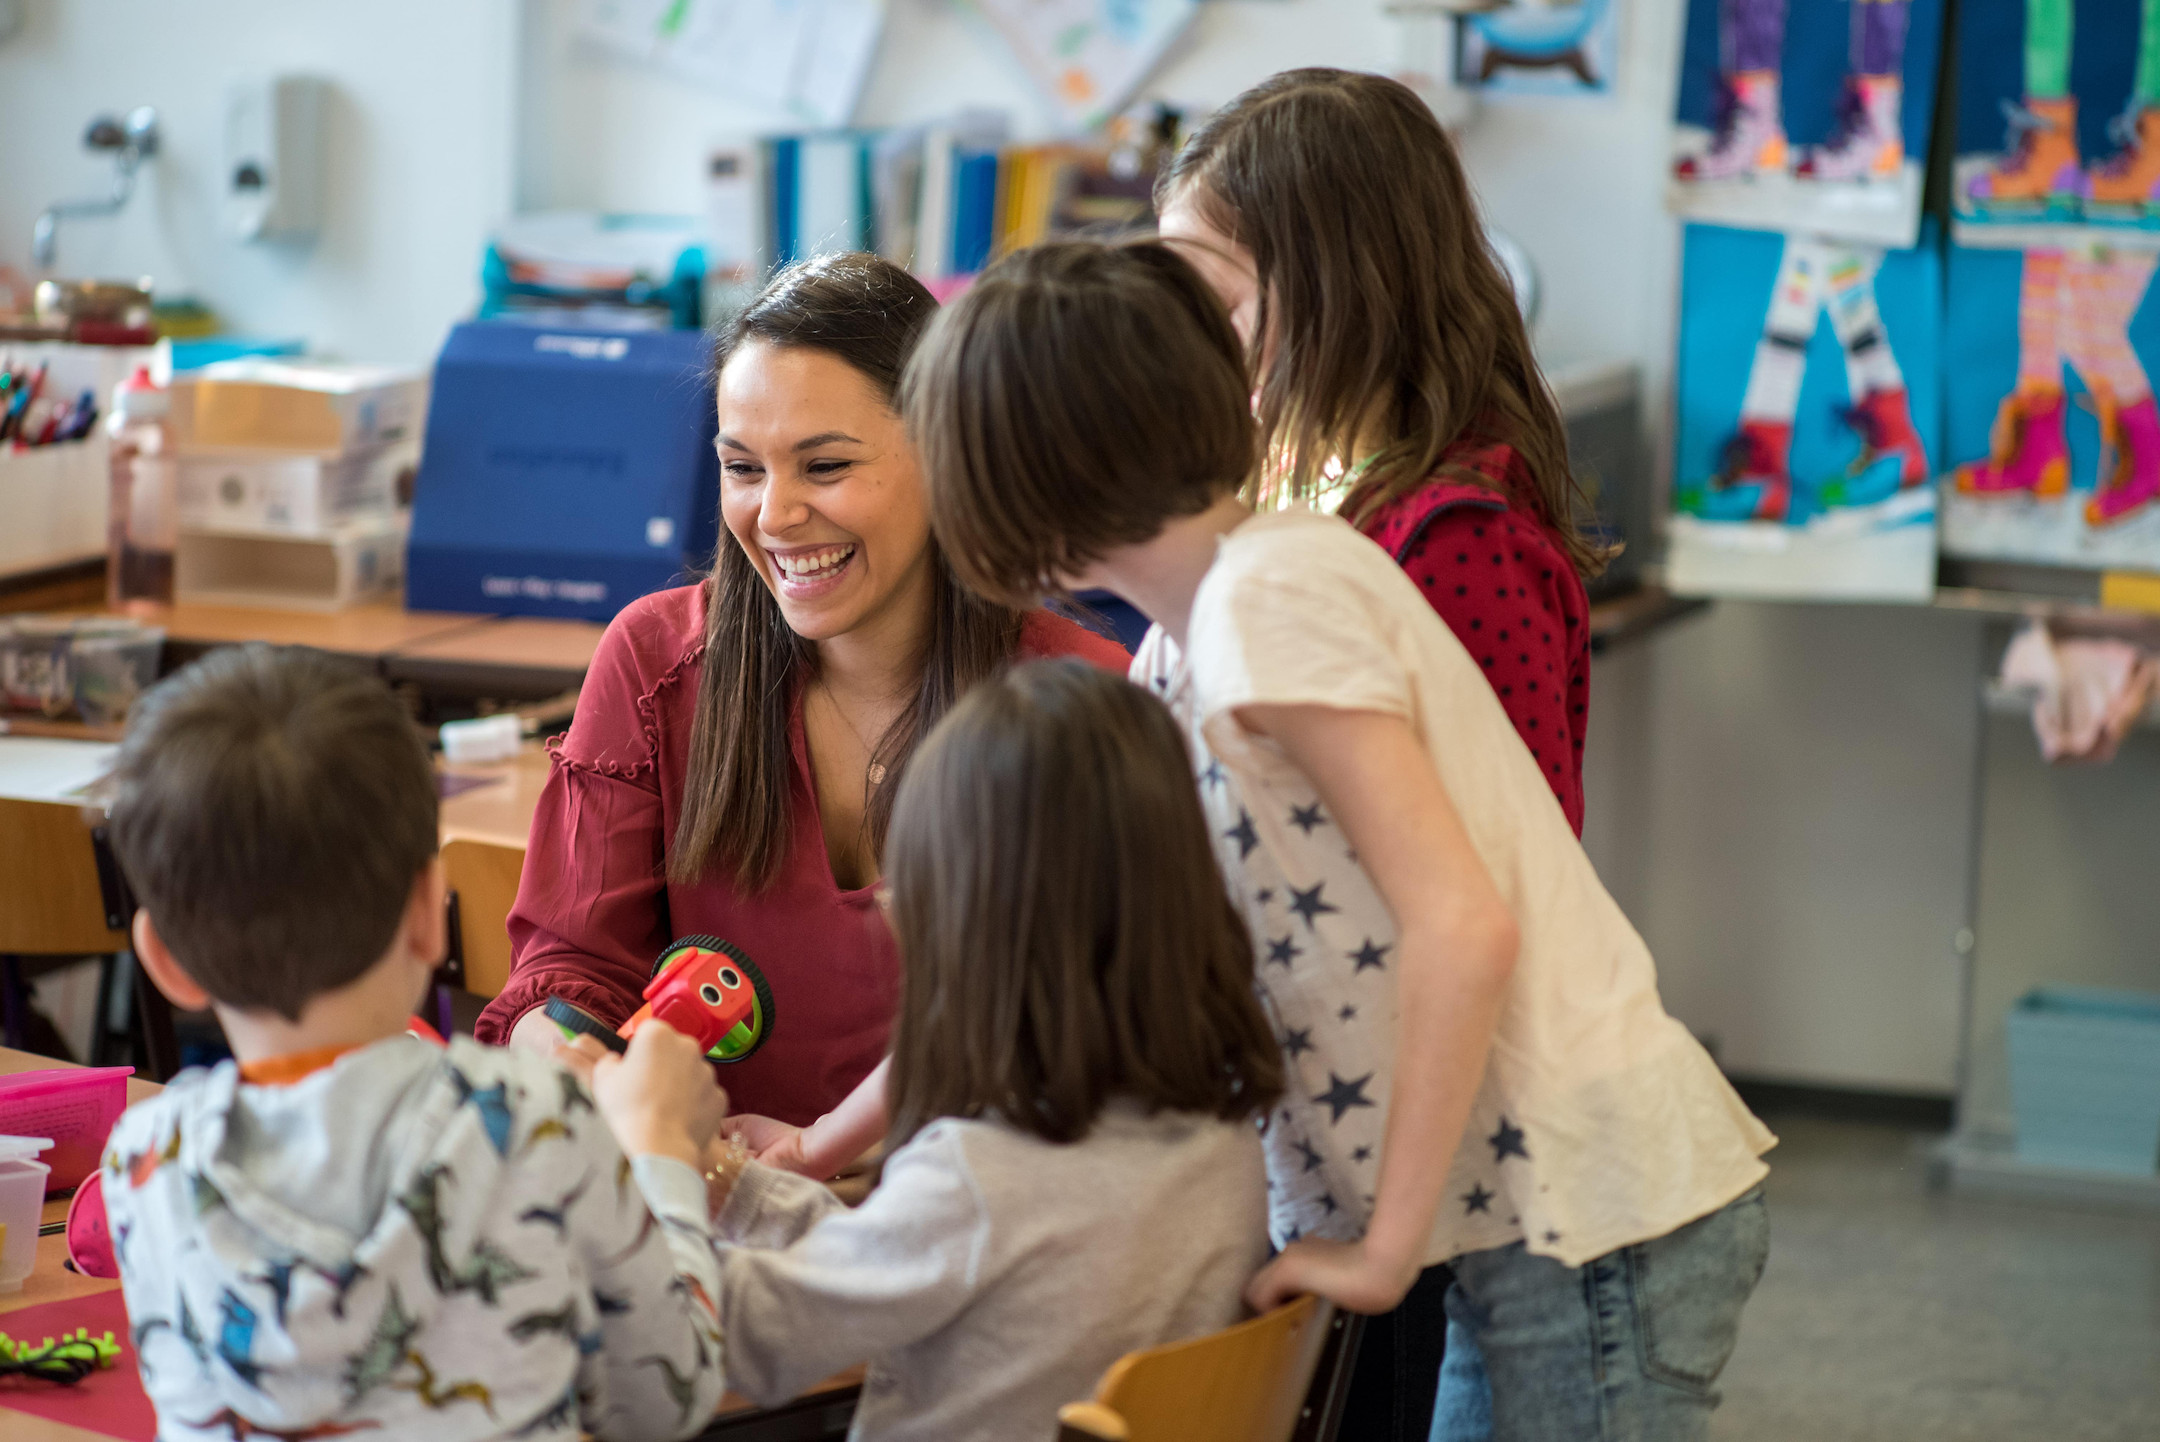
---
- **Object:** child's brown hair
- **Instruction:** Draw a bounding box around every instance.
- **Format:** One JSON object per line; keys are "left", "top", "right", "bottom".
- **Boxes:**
{"left": 901, "top": 240, "right": 1254, "bottom": 606}
{"left": 107, "top": 644, "right": 438, "bottom": 1021}
{"left": 1159, "top": 67, "right": 1605, "bottom": 577}
{"left": 882, "top": 659, "right": 1283, "bottom": 1147}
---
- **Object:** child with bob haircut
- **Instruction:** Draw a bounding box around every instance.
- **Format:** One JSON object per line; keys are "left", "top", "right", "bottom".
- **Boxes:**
{"left": 903, "top": 241, "right": 1775, "bottom": 1442}
{"left": 98, "top": 644, "right": 733, "bottom": 1442}
{"left": 1158, "top": 68, "right": 1600, "bottom": 839}
{"left": 582, "top": 658, "right": 1282, "bottom": 1442}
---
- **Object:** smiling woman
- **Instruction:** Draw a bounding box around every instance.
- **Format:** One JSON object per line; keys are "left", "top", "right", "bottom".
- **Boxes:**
{"left": 475, "top": 255, "right": 1129, "bottom": 1126}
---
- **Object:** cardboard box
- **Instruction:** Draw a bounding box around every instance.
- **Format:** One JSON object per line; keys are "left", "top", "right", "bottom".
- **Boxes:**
{"left": 176, "top": 444, "right": 414, "bottom": 537}
{"left": 175, "top": 516, "right": 405, "bottom": 611}
{"left": 172, "top": 359, "right": 427, "bottom": 456}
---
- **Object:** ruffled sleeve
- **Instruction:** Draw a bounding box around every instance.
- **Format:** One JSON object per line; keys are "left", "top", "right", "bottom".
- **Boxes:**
{"left": 474, "top": 594, "right": 700, "bottom": 1042}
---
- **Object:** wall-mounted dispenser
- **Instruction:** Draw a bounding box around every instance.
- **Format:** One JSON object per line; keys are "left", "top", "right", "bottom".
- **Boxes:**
{"left": 225, "top": 77, "right": 324, "bottom": 243}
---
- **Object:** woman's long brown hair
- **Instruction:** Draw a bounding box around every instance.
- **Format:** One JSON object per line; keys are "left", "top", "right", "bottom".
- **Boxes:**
{"left": 671, "top": 254, "right": 1026, "bottom": 891}
{"left": 1160, "top": 67, "right": 1606, "bottom": 578}
{"left": 884, "top": 660, "right": 1284, "bottom": 1147}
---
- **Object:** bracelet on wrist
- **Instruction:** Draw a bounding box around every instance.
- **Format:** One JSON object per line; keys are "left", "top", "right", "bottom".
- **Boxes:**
{"left": 702, "top": 1132, "right": 751, "bottom": 1214}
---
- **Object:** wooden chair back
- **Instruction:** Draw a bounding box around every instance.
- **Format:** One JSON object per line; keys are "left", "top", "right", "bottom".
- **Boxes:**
{"left": 0, "top": 797, "right": 129, "bottom": 955}
{"left": 441, "top": 837, "right": 524, "bottom": 999}
{"left": 1056, "top": 1296, "right": 1333, "bottom": 1442}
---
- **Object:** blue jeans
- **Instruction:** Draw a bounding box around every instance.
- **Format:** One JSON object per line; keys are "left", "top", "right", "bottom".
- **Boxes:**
{"left": 1431, "top": 1186, "right": 1769, "bottom": 1442}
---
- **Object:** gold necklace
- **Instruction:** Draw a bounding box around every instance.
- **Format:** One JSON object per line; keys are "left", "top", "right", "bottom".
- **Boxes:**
{"left": 814, "top": 678, "right": 888, "bottom": 786}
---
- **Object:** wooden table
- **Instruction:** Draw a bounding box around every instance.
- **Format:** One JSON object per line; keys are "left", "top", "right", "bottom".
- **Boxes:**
{"left": 0, "top": 1047, "right": 860, "bottom": 1440}
{"left": 383, "top": 616, "right": 605, "bottom": 700}
{"left": 118, "top": 600, "right": 487, "bottom": 662}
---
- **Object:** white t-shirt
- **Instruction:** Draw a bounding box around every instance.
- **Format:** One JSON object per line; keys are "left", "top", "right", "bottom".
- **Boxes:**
{"left": 1131, "top": 506, "right": 1775, "bottom": 1269}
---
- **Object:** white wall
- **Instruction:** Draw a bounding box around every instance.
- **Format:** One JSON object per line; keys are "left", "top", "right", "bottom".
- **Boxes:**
{"left": 0, "top": 0, "right": 517, "bottom": 365}
{"left": 12, "top": 0, "right": 2118, "bottom": 1099}
{"left": 520, "top": 0, "right": 1686, "bottom": 418}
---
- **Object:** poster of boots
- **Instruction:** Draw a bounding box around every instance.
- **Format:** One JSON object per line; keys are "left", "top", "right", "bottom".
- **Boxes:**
{"left": 1668, "top": 0, "right": 1946, "bottom": 247}
{"left": 1953, "top": 0, "right": 2160, "bottom": 248}
{"left": 1670, "top": 222, "right": 1942, "bottom": 600}
{"left": 1939, "top": 242, "right": 2160, "bottom": 565}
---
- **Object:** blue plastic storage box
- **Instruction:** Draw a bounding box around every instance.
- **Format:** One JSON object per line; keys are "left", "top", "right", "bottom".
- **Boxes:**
{"left": 405, "top": 323, "right": 719, "bottom": 622}
{"left": 2006, "top": 986, "right": 2160, "bottom": 1175}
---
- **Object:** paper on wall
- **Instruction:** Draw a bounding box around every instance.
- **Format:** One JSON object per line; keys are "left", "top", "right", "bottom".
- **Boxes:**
{"left": 974, "top": 0, "right": 1199, "bottom": 133}
{"left": 578, "top": 0, "right": 886, "bottom": 129}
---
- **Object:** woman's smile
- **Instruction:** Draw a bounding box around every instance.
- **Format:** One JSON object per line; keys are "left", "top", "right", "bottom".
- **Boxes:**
{"left": 766, "top": 541, "right": 861, "bottom": 600}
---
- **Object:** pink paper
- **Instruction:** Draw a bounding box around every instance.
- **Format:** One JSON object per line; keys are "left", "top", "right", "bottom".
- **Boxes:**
{"left": 0, "top": 1288, "right": 156, "bottom": 1440}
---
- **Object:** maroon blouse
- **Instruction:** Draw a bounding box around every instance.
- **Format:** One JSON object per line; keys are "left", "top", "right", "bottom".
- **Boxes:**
{"left": 474, "top": 583, "right": 1129, "bottom": 1124}
{"left": 1358, "top": 437, "right": 1592, "bottom": 835}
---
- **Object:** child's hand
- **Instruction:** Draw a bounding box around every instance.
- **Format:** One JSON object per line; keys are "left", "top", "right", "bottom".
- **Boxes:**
{"left": 720, "top": 1114, "right": 815, "bottom": 1174}
{"left": 588, "top": 1021, "right": 730, "bottom": 1172}
{"left": 1245, "top": 1237, "right": 1421, "bottom": 1316}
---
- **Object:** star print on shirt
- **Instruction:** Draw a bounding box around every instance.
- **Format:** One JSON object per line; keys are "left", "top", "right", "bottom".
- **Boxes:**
{"left": 1544, "top": 1230, "right": 1563, "bottom": 1245}
{"left": 1200, "top": 759, "right": 1226, "bottom": 788}
{"left": 1255, "top": 888, "right": 1274, "bottom": 905}
{"left": 1225, "top": 811, "right": 1260, "bottom": 860}
{"left": 1293, "top": 1138, "right": 1325, "bottom": 1173}
{"left": 1462, "top": 1184, "right": 1495, "bottom": 1215}
{"left": 1289, "top": 802, "right": 1329, "bottom": 834}
{"left": 1350, "top": 939, "right": 1390, "bottom": 973}
{"left": 1312, "top": 1071, "right": 1377, "bottom": 1124}
{"left": 1488, "top": 1117, "right": 1530, "bottom": 1163}
{"left": 1266, "top": 935, "right": 1302, "bottom": 968}
{"left": 1282, "top": 1027, "right": 1316, "bottom": 1059}
{"left": 1287, "top": 882, "right": 1339, "bottom": 928}
{"left": 1351, "top": 1146, "right": 1373, "bottom": 1164}
{"left": 1338, "top": 1004, "right": 1358, "bottom": 1023}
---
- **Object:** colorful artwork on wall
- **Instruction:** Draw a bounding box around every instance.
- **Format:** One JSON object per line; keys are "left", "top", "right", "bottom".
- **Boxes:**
{"left": 1668, "top": 0, "right": 1947, "bottom": 247}
{"left": 1670, "top": 221, "right": 1942, "bottom": 600}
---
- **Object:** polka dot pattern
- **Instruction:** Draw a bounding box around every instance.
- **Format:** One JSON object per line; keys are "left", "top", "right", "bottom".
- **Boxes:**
{"left": 1359, "top": 466, "right": 1592, "bottom": 836}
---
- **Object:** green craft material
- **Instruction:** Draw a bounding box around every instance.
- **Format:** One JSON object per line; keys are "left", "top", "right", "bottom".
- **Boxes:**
{"left": 0, "top": 1325, "right": 122, "bottom": 1385}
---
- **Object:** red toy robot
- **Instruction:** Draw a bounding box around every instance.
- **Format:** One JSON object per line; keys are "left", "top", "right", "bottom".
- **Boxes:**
{"left": 546, "top": 935, "right": 774, "bottom": 1062}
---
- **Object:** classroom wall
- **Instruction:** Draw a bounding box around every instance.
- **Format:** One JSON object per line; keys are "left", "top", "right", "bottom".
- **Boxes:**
{"left": 0, "top": 0, "right": 517, "bottom": 364}
{"left": 6, "top": 0, "right": 2141, "bottom": 1099}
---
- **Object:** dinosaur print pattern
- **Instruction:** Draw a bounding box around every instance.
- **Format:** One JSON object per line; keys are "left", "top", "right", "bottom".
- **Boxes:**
{"left": 102, "top": 1034, "right": 729, "bottom": 1441}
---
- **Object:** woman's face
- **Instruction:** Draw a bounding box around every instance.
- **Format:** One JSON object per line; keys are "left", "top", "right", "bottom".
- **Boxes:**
{"left": 717, "top": 339, "right": 934, "bottom": 645}
{"left": 1157, "top": 186, "right": 1267, "bottom": 362}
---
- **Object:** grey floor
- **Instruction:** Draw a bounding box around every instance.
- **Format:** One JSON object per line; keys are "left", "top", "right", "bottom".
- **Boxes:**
{"left": 1715, "top": 1115, "right": 2160, "bottom": 1440}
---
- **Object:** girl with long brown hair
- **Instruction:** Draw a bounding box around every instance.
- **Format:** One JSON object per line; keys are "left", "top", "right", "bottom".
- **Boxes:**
{"left": 476, "top": 254, "right": 1126, "bottom": 1127}
{"left": 571, "top": 659, "right": 1283, "bottom": 1442}
{"left": 1157, "top": 67, "right": 1604, "bottom": 837}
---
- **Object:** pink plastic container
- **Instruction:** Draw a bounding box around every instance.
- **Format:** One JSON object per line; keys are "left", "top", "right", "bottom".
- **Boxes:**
{"left": 0, "top": 1066, "right": 134, "bottom": 1194}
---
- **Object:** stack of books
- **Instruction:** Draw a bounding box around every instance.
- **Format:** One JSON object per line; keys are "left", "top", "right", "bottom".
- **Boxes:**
{"left": 708, "top": 110, "right": 1176, "bottom": 301}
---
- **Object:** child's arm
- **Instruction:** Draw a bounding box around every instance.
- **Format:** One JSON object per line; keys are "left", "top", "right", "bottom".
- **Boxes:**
{"left": 722, "top": 1056, "right": 890, "bottom": 1178}
{"left": 697, "top": 1131, "right": 987, "bottom": 1407}
{"left": 562, "top": 1025, "right": 735, "bottom": 1440}
{"left": 1238, "top": 704, "right": 1519, "bottom": 1315}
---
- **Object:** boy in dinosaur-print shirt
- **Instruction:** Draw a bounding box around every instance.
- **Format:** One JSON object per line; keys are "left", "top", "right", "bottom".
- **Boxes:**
{"left": 99, "top": 644, "right": 731, "bottom": 1442}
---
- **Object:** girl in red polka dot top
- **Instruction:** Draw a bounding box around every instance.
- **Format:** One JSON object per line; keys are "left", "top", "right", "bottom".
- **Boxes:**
{"left": 1157, "top": 69, "right": 1607, "bottom": 836}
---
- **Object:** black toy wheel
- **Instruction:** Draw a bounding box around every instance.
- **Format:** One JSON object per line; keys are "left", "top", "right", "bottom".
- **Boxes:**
{"left": 543, "top": 997, "right": 628, "bottom": 1054}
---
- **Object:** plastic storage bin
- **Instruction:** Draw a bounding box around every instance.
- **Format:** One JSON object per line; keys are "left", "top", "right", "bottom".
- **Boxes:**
{"left": 0, "top": 1066, "right": 135, "bottom": 1194}
{"left": 2007, "top": 986, "right": 2160, "bottom": 1175}
{"left": 0, "top": 617, "right": 164, "bottom": 724}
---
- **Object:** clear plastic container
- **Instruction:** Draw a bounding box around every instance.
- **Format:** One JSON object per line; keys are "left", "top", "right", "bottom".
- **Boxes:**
{"left": 0, "top": 616, "right": 80, "bottom": 717}
{"left": 0, "top": 1136, "right": 54, "bottom": 1294}
{"left": 72, "top": 622, "right": 165, "bottom": 725}
{"left": 107, "top": 365, "right": 176, "bottom": 609}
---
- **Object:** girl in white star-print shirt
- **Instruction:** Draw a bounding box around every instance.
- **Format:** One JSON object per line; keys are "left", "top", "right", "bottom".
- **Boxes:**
{"left": 901, "top": 240, "right": 1778, "bottom": 1442}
